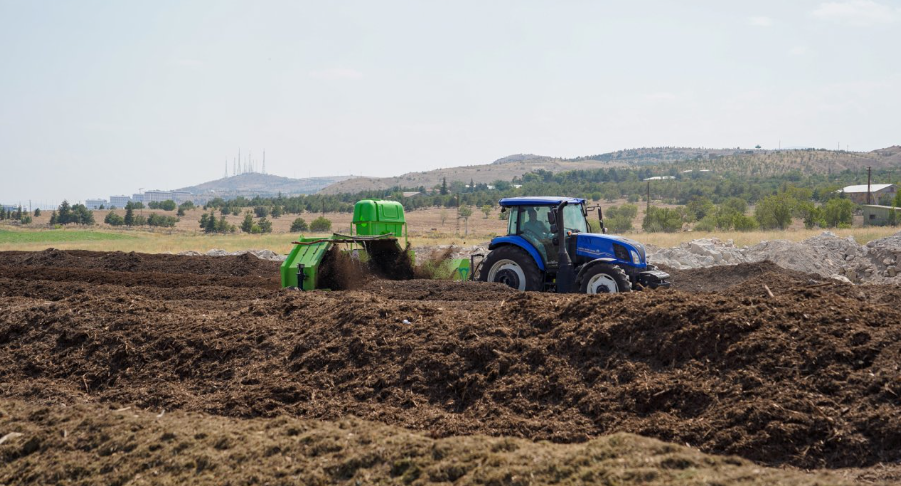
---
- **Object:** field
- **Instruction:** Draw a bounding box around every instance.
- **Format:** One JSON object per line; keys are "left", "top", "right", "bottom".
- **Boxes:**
{"left": 2, "top": 250, "right": 901, "bottom": 484}
{"left": 3, "top": 205, "right": 899, "bottom": 254}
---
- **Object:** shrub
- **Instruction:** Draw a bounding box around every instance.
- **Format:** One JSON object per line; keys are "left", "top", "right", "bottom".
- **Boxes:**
{"left": 310, "top": 216, "right": 332, "bottom": 232}
{"left": 754, "top": 194, "right": 795, "bottom": 230}
{"left": 258, "top": 217, "right": 273, "bottom": 233}
{"left": 290, "top": 217, "right": 308, "bottom": 232}
{"left": 822, "top": 198, "right": 855, "bottom": 228}
{"left": 241, "top": 212, "right": 254, "bottom": 233}
{"left": 253, "top": 206, "right": 269, "bottom": 218}
{"left": 104, "top": 212, "right": 125, "bottom": 226}
{"left": 147, "top": 213, "right": 178, "bottom": 227}
{"left": 642, "top": 206, "right": 685, "bottom": 233}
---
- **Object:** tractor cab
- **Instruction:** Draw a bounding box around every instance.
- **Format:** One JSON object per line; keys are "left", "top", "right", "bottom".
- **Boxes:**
{"left": 500, "top": 197, "right": 588, "bottom": 270}
{"left": 477, "top": 197, "right": 671, "bottom": 293}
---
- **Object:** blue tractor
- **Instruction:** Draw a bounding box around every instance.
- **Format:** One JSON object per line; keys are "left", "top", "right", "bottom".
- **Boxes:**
{"left": 476, "top": 197, "right": 671, "bottom": 293}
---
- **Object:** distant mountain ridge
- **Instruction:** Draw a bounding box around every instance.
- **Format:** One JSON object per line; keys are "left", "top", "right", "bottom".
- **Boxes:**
{"left": 318, "top": 146, "right": 901, "bottom": 195}
{"left": 177, "top": 172, "right": 352, "bottom": 197}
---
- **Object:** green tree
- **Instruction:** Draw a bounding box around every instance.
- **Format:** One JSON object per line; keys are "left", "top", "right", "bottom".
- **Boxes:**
{"left": 795, "top": 201, "right": 823, "bottom": 229}
{"left": 290, "top": 217, "right": 308, "bottom": 232}
{"left": 605, "top": 204, "right": 638, "bottom": 233}
{"left": 457, "top": 205, "right": 473, "bottom": 236}
{"left": 722, "top": 197, "right": 748, "bottom": 215}
{"left": 57, "top": 200, "right": 72, "bottom": 224}
{"left": 147, "top": 213, "right": 178, "bottom": 227}
{"left": 686, "top": 197, "right": 715, "bottom": 221}
{"left": 310, "top": 216, "right": 332, "bottom": 232}
{"left": 104, "top": 212, "right": 125, "bottom": 226}
{"left": 257, "top": 217, "right": 273, "bottom": 233}
{"left": 822, "top": 198, "right": 855, "bottom": 228}
{"left": 124, "top": 206, "right": 135, "bottom": 226}
{"left": 480, "top": 204, "right": 492, "bottom": 219}
{"left": 159, "top": 200, "right": 177, "bottom": 211}
{"left": 34, "top": 208, "right": 41, "bottom": 217}
{"left": 440, "top": 177, "right": 448, "bottom": 195}
{"left": 253, "top": 206, "right": 269, "bottom": 218}
{"left": 754, "top": 194, "right": 795, "bottom": 230}
{"left": 642, "top": 206, "right": 684, "bottom": 233}
{"left": 270, "top": 205, "right": 283, "bottom": 218}
{"left": 241, "top": 212, "right": 254, "bottom": 233}
{"left": 204, "top": 212, "right": 218, "bottom": 233}
{"left": 49, "top": 210, "right": 58, "bottom": 225}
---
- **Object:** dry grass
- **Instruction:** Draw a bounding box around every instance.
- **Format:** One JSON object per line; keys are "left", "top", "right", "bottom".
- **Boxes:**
{"left": 2, "top": 205, "right": 897, "bottom": 254}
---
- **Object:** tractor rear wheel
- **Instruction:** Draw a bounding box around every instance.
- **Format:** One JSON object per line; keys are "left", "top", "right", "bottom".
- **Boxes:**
{"left": 578, "top": 264, "right": 631, "bottom": 294}
{"left": 478, "top": 246, "right": 543, "bottom": 291}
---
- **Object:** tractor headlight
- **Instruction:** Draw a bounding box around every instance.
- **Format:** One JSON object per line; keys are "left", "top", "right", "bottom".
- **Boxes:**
{"left": 630, "top": 250, "right": 641, "bottom": 264}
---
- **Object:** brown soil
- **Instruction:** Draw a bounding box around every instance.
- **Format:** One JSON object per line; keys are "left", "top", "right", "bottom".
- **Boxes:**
{"left": 2, "top": 250, "right": 901, "bottom": 474}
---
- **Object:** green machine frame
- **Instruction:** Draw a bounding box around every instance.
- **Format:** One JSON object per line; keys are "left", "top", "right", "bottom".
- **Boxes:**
{"left": 280, "top": 200, "right": 408, "bottom": 290}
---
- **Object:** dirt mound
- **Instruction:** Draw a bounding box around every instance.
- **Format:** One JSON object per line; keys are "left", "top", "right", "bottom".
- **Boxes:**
{"left": 0, "top": 249, "right": 281, "bottom": 278}
{"left": 663, "top": 261, "right": 824, "bottom": 293}
{"left": 3, "top": 265, "right": 901, "bottom": 469}
{"left": 1, "top": 399, "right": 858, "bottom": 486}
{"left": 361, "top": 279, "right": 516, "bottom": 302}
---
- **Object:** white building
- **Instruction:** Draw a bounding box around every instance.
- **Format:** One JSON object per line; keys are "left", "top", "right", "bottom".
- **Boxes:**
{"left": 110, "top": 195, "right": 131, "bottom": 208}
{"left": 143, "top": 190, "right": 174, "bottom": 203}
{"left": 840, "top": 184, "right": 897, "bottom": 204}
{"left": 132, "top": 193, "right": 145, "bottom": 204}
{"left": 170, "top": 191, "right": 192, "bottom": 204}
{"left": 85, "top": 199, "right": 108, "bottom": 210}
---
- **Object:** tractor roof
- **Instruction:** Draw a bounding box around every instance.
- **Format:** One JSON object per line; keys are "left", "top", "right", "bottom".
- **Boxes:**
{"left": 498, "top": 197, "right": 586, "bottom": 207}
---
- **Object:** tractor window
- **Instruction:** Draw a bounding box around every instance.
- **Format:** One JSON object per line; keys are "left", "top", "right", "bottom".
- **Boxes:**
{"left": 563, "top": 205, "right": 588, "bottom": 233}
{"left": 520, "top": 206, "right": 552, "bottom": 238}
{"left": 506, "top": 208, "right": 519, "bottom": 235}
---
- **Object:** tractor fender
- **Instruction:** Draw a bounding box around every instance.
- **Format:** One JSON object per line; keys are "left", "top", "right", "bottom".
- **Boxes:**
{"left": 488, "top": 236, "right": 546, "bottom": 271}
{"left": 575, "top": 258, "right": 618, "bottom": 283}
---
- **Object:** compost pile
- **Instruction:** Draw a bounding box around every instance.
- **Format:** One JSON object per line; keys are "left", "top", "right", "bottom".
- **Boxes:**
{"left": 2, "top": 250, "right": 901, "bottom": 481}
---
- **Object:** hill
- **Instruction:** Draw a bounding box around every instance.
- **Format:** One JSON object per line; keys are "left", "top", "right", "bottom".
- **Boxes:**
{"left": 176, "top": 172, "right": 352, "bottom": 197}
{"left": 318, "top": 157, "right": 625, "bottom": 195}
{"left": 319, "top": 146, "right": 901, "bottom": 195}
{"left": 668, "top": 147, "right": 901, "bottom": 176}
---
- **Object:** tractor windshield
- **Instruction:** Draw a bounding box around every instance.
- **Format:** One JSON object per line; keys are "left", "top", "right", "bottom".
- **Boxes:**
{"left": 563, "top": 204, "right": 588, "bottom": 233}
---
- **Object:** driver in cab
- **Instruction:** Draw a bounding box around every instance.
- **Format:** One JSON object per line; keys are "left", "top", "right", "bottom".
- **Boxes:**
{"left": 522, "top": 208, "right": 551, "bottom": 239}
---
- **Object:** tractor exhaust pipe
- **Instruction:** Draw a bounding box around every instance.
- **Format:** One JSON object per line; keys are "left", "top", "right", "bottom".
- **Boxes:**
{"left": 550, "top": 202, "right": 576, "bottom": 293}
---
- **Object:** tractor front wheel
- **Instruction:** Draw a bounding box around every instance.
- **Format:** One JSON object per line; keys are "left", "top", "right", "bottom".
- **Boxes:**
{"left": 578, "top": 264, "right": 631, "bottom": 294}
{"left": 478, "top": 246, "right": 543, "bottom": 291}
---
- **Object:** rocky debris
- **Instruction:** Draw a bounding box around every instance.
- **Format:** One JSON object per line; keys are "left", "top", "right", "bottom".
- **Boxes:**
{"left": 648, "top": 231, "right": 901, "bottom": 285}
{"left": 646, "top": 238, "right": 747, "bottom": 269}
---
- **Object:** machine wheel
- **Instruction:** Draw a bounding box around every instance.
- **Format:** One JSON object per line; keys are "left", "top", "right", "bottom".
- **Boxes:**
{"left": 478, "top": 246, "right": 543, "bottom": 291}
{"left": 578, "top": 264, "right": 631, "bottom": 294}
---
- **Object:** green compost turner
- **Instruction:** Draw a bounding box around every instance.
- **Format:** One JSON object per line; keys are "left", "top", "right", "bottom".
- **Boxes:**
{"left": 280, "top": 199, "right": 408, "bottom": 290}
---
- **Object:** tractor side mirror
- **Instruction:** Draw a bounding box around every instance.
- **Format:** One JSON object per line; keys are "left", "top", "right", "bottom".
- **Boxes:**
{"left": 547, "top": 210, "right": 558, "bottom": 233}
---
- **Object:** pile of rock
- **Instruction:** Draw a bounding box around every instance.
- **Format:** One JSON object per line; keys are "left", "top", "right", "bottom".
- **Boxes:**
{"left": 647, "top": 231, "right": 901, "bottom": 285}
{"left": 645, "top": 238, "right": 746, "bottom": 269}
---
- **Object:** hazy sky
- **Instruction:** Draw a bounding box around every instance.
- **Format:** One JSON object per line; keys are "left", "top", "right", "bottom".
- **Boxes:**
{"left": 1, "top": 0, "right": 899, "bottom": 205}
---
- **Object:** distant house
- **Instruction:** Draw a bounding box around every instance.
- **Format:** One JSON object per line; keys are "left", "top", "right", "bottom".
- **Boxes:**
{"left": 401, "top": 192, "right": 421, "bottom": 198}
{"left": 840, "top": 184, "right": 897, "bottom": 204}
{"left": 862, "top": 205, "right": 901, "bottom": 226}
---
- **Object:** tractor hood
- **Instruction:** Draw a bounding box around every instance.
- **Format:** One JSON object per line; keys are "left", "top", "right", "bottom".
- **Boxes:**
{"left": 574, "top": 233, "right": 647, "bottom": 266}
